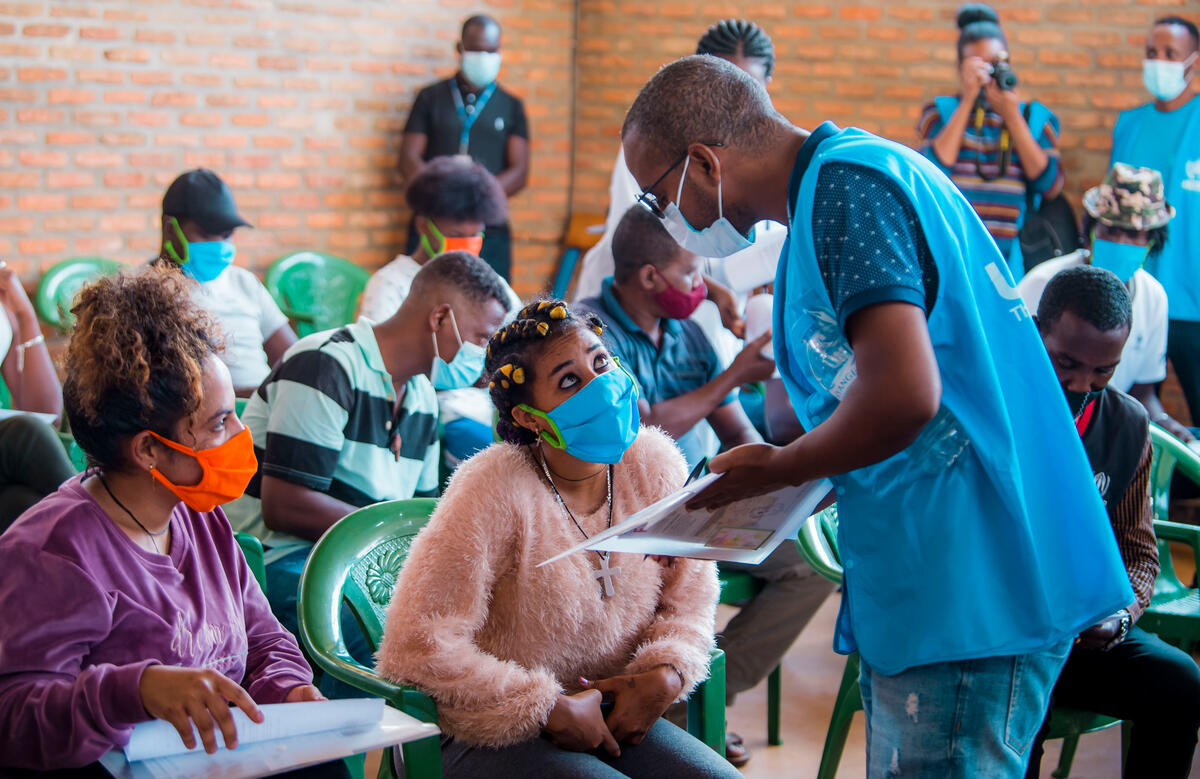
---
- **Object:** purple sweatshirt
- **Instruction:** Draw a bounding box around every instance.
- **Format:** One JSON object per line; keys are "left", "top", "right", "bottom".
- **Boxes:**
{"left": 0, "top": 476, "right": 314, "bottom": 770}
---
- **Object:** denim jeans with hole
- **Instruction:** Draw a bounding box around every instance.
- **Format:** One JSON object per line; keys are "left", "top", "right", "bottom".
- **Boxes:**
{"left": 858, "top": 638, "right": 1072, "bottom": 778}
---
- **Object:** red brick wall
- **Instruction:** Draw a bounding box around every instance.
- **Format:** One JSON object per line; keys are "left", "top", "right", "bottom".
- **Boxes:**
{"left": 2, "top": 1, "right": 1197, "bottom": 302}
{"left": 0, "top": 0, "right": 574, "bottom": 298}
{"left": 573, "top": 0, "right": 1197, "bottom": 220}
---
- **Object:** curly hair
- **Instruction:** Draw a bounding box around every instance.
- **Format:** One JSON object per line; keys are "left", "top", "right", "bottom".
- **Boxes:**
{"left": 63, "top": 264, "right": 224, "bottom": 471}
{"left": 405, "top": 155, "right": 508, "bottom": 227}
{"left": 484, "top": 299, "right": 607, "bottom": 446}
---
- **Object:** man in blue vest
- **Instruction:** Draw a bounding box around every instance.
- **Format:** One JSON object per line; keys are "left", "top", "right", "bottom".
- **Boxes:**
{"left": 622, "top": 55, "right": 1134, "bottom": 776}
{"left": 1110, "top": 16, "right": 1200, "bottom": 425}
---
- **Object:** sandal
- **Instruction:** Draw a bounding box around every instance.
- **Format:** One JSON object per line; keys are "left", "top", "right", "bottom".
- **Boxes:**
{"left": 725, "top": 731, "right": 751, "bottom": 768}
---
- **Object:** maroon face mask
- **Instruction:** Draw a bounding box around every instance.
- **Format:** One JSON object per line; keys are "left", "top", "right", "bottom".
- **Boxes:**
{"left": 651, "top": 267, "right": 707, "bottom": 319}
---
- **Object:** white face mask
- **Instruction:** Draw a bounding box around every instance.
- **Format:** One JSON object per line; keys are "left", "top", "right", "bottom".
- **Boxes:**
{"left": 661, "top": 156, "right": 754, "bottom": 259}
{"left": 1143, "top": 53, "right": 1197, "bottom": 102}
{"left": 461, "top": 51, "right": 502, "bottom": 88}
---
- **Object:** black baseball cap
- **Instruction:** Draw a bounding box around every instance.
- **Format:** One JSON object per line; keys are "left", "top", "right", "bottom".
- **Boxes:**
{"left": 162, "top": 169, "right": 252, "bottom": 234}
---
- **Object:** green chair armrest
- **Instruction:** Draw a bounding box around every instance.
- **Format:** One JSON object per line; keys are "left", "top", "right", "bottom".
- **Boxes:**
{"left": 686, "top": 648, "right": 726, "bottom": 753}
{"left": 1153, "top": 519, "right": 1200, "bottom": 573}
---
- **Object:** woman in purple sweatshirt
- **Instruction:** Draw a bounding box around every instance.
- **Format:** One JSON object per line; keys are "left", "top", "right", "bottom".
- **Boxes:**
{"left": 0, "top": 266, "right": 338, "bottom": 775}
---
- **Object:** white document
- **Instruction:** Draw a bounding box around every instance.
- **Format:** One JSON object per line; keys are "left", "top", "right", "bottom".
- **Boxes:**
{"left": 0, "top": 409, "right": 57, "bottom": 426}
{"left": 101, "top": 703, "right": 439, "bottom": 779}
{"left": 124, "top": 698, "right": 383, "bottom": 761}
{"left": 539, "top": 474, "right": 833, "bottom": 566}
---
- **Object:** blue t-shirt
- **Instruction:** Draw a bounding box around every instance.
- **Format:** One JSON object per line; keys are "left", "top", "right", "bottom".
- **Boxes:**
{"left": 1112, "top": 97, "right": 1200, "bottom": 320}
{"left": 577, "top": 279, "right": 733, "bottom": 467}
{"left": 1111, "top": 98, "right": 1195, "bottom": 195}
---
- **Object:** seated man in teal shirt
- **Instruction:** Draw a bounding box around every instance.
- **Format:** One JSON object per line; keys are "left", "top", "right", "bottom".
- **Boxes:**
{"left": 576, "top": 205, "right": 832, "bottom": 766}
{"left": 622, "top": 55, "right": 1133, "bottom": 776}
{"left": 1111, "top": 15, "right": 1200, "bottom": 421}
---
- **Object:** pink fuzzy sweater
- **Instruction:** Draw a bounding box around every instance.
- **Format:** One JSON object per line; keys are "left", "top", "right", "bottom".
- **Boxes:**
{"left": 375, "top": 427, "right": 719, "bottom": 748}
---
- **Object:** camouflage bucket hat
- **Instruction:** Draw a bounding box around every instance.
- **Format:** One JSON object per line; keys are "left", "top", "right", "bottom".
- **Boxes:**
{"left": 1083, "top": 162, "right": 1175, "bottom": 231}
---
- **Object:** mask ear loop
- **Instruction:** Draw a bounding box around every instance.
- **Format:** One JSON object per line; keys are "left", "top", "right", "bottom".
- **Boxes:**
{"left": 515, "top": 404, "right": 567, "bottom": 449}
{"left": 675, "top": 155, "right": 690, "bottom": 209}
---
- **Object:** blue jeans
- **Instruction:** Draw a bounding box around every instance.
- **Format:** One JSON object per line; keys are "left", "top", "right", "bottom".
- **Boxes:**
{"left": 265, "top": 547, "right": 376, "bottom": 700}
{"left": 858, "top": 639, "right": 1072, "bottom": 778}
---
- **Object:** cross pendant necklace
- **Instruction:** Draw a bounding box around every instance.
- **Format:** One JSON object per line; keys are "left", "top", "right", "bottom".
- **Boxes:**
{"left": 537, "top": 450, "right": 618, "bottom": 598}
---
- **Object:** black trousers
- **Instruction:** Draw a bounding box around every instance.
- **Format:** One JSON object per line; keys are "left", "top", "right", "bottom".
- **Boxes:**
{"left": 405, "top": 219, "right": 512, "bottom": 282}
{"left": 1168, "top": 319, "right": 1200, "bottom": 425}
{"left": 0, "top": 414, "right": 76, "bottom": 532}
{"left": 1025, "top": 626, "right": 1200, "bottom": 779}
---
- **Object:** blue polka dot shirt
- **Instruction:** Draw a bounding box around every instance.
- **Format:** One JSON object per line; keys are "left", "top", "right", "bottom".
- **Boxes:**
{"left": 810, "top": 162, "right": 939, "bottom": 332}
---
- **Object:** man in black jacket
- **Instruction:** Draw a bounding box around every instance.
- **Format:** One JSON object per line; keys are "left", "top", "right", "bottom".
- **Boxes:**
{"left": 1027, "top": 264, "right": 1200, "bottom": 778}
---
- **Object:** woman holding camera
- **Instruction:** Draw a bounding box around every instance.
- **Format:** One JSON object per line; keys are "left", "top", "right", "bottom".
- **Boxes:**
{"left": 918, "top": 3, "right": 1064, "bottom": 278}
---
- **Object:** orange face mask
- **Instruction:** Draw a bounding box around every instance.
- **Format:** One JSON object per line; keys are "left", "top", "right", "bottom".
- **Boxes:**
{"left": 420, "top": 218, "right": 484, "bottom": 257}
{"left": 147, "top": 427, "right": 258, "bottom": 513}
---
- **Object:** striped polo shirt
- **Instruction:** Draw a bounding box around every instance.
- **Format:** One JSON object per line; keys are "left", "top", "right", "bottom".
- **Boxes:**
{"left": 229, "top": 318, "right": 439, "bottom": 561}
{"left": 917, "top": 97, "right": 1064, "bottom": 267}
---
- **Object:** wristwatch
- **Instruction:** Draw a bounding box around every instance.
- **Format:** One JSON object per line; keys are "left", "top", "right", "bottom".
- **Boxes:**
{"left": 1105, "top": 609, "right": 1132, "bottom": 651}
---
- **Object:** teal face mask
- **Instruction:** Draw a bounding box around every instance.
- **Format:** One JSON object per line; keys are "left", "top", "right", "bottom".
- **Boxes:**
{"left": 431, "top": 309, "right": 486, "bottom": 390}
{"left": 518, "top": 364, "right": 641, "bottom": 464}
{"left": 1090, "top": 238, "right": 1149, "bottom": 284}
{"left": 164, "top": 216, "right": 235, "bottom": 283}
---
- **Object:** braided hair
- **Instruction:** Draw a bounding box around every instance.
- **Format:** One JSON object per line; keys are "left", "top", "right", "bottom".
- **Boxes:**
{"left": 484, "top": 299, "right": 607, "bottom": 445}
{"left": 696, "top": 19, "right": 776, "bottom": 78}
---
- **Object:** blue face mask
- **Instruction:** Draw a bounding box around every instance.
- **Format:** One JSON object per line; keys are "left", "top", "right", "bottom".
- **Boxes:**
{"left": 1090, "top": 238, "right": 1148, "bottom": 284}
{"left": 183, "top": 240, "right": 236, "bottom": 283}
{"left": 431, "top": 310, "right": 486, "bottom": 390}
{"left": 518, "top": 364, "right": 641, "bottom": 464}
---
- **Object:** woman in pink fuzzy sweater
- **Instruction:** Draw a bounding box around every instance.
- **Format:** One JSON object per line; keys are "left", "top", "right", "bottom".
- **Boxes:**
{"left": 376, "top": 300, "right": 736, "bottom": 777}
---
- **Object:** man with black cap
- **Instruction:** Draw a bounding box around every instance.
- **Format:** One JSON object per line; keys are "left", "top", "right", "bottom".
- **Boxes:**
{"left": 158, "top": 169, "right": 297, "bottom": 396}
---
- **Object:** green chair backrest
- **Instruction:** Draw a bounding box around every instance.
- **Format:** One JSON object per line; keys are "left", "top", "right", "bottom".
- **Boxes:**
{"left": 265, "top": 251, "right": 370, "bottom": 337}
{"left": 234, "top": 532, "right": 267, "bottom": 591}
{"left": 297, "top": 498, "right": 439, "bottom": 716}
{"left": 36, "top": 257, "right": 124, "bottom": 331}
{"left": 796, "top": 506, "right": 842, "bottom": 585}
{"left": 1148, "top": 425, "right": 1200, "bottom": 600}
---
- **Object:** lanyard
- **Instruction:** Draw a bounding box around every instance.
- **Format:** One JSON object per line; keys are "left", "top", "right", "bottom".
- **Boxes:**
{"left": 450, "top": 80, "right": 498, "bottom": 155}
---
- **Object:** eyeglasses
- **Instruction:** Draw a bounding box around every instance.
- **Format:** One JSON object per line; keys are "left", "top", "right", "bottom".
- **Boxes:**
{"left": 635, "top": 142, "right": 724, "bottom": 219}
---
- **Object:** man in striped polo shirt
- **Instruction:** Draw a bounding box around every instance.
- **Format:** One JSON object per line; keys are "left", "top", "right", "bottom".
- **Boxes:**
{"left": 229, "top": 251, "right": 511, "bottom": 691}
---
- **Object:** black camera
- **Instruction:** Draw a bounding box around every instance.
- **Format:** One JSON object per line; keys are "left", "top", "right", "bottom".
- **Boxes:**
{"left": 989, "top": 60, "right": 1018, "bottom": 91}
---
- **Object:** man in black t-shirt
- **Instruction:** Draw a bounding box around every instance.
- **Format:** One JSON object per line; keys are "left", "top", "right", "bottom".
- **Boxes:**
{"left": 399, "top": 14, "right": 529, "bottom": 281}
{"left": 1026, "top": 265, "right": 1200, "bottom": 779}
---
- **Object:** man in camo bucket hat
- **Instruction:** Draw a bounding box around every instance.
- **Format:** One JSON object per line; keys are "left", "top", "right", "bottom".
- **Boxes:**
{"left": 1083, "top": 162, "right": 1175, "bottom": 233}
{"left": 1018, "top": 160, "right": 1188, "bottom": 440}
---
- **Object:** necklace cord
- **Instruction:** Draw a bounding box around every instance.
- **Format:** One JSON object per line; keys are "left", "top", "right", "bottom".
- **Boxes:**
{"left": 99, "top": 474, "right": 168, "bottom": 553}
{"left": 534, "top": 448, "right": 613, "bottom": 562}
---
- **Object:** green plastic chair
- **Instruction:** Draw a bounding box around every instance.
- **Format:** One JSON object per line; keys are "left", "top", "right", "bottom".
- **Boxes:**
{"left": 35, "top": 257, "right": 123, "bottom": 331}
{"left": 234, "top": 531, "right": 267, "bottom": 592}
{"left": 795, "top": 507, "right": 1123, "bottom": 779}
{"left": 716, "top": 567, "right": 783, "bottom": 746}
{"left": 298, "top": 498, "right": 728, "bottom": 778}
{"left": 1144, "top": 425, "right": 1200, "bottom": 651}
{"left": 265, "top": 251, "right": 370, "bottom": 337}
{"left": 56, "top": 431, "right": 87, "bottom": 473}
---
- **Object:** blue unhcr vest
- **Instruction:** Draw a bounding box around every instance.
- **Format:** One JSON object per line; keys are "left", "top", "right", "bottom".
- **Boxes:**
{"left": 775, "top": 124, "right": 1133, "bottom": 675}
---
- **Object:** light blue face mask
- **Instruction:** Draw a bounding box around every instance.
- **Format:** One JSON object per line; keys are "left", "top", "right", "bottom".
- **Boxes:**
{"left": 1090, "top": 237, "right": 1149, "bottom": 284}
{"left": 518, "top": 364, "right": 641, "bottom": 464}
{"left": 183, "top": 241, "right": 236, "bottom": 283}
{"left": 164, "top": 216, "right": 235, "bottom": 283}
{"left": 431, "top": 309, "right": 486, "bottom": 390}
{"left": 661, "top": 156, "right": 754, "bottom": 259}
